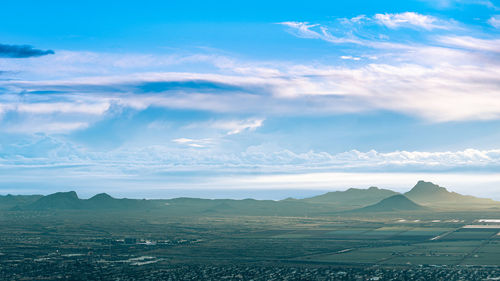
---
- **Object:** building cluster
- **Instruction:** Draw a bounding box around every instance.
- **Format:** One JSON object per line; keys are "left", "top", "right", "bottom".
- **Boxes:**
{"left": 1, "top": 255, "right": 500, "bottom": 281}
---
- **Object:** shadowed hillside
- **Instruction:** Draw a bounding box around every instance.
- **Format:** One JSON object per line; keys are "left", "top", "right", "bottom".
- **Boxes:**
{"left": 25, "top": 191, "right": 83, "bottom": 210}
{"left": 352, "top": 194, "right": 426, "bottom": 213}
{"left": 302, "top": 186, "right": 398, "bottom": 208}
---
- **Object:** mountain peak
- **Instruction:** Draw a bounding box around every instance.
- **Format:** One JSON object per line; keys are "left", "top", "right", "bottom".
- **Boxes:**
{"left": 405, "top": 181, "right": 496, "bottom": 206}
{"left": 89, "top": 193, "right": 114, "bottom": 201}
{"left": 49, "top": 191, "right": 79, "bottom": 199}
{"left": 407, "top": 181, "right": 448, "bottom": 194}
{"left": 24, "top": 191, "right": 82, "bottom": 210}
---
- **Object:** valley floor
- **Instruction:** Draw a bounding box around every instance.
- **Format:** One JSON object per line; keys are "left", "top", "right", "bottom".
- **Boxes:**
{"left": 1, "top": 210, "right": 500, "bottom": 280}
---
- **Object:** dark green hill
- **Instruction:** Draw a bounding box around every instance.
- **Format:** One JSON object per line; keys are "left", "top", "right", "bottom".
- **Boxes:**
{"left": 0, "top": 194, "right": 43, "bottom": 210}
{"left": 404, "top": 180, "right": 497, "bottom": 207}
{"left": 86, "top": 193, "right": 152, "bottom": 210}
{"left": 353, "top": 194, "right": 426, "bottom": 212}
{"left": 88, "top": 193, "right": 114, "bottom": 201}
{"left": 21, "top": 192, "right": 152, "bottom": 211}
{"left": 302, "top": 186, "right": 399, "bottom": 208}
{"left": 24, "top": 191, "right": 83, "bottom": 210}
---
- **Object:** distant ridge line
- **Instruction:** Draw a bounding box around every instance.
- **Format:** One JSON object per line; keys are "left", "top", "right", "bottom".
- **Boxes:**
{"left": 1, "top": 181, "right": 499, "bottom": 213}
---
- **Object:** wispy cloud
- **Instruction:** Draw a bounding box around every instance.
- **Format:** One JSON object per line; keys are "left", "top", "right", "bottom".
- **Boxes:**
{"left": 374, "top": 12, "right": 452, "bottom": 30}
{"left": 488, "top": 15, "right": 500, "bottom": 28}
{"left": 172, "top": 138, "right": 213, "bottom": 148}
{"left": 16, "top": 102, "right": 110, "bottom": 115}
{"left": 279, "top": 13, "right": 457, "bottom": 51}
{"left": 203, "top": 118, "right": 265, "bottom": 135}
{"left": 0, "top": 44, "right": 54, "bottom": 58}
{"left": 1, "top": 47, "right": 500, "bottom": 124}
{"left": 419, "top": 0, "right": 498, "bottom": 9}
{"left": 278, "top": 22, "right": 322, "bottom": 39}
{"left": 278, "top": 21, "right": 362, "bottom": 44}
{"left": 340, "top": 55, "right": 361, "bottom": 61}
{"left": 438, "top": 35, "right": 500, "bottom": 52}
{"left": 4, "top": 121, "right": 88, "bottom": 134}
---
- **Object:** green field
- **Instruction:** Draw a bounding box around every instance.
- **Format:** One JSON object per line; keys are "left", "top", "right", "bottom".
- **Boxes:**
{"left": 1, "top": 209, "right": 500, "bottom": 270}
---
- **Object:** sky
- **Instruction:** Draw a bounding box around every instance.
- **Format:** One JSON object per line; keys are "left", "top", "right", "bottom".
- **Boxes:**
{"left": 1, "top": 0, "right": 500, "bottom": 199}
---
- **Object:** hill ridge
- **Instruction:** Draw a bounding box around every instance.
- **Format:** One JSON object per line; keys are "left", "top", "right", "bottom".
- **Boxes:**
{"left": 352, "top": 194, "right": 426, "bottom": 212}
{"left": 404, "top": 180, "right": 496, "bottom": 206}
{"left": 4, "top": 181, "right": 499, "bottom": 212}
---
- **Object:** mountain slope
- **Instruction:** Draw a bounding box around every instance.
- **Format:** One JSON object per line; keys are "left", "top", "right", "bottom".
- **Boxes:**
{"left": 85, "top": 193, "right": 152, "bottom": 210}
{"left": 353, "top": 194, "right": 426, "bottom": 212}
{"left": 22, "top": 192, "right": 153, "bottom": 211}
{"left": 404, "top": 180, "right": 497, "bottom": 207}
{"left": 303, "top": 186, "right": 399, "bottom": 208}
{"left": 0, "top": 194, "right": 43, "bottom": 210}
{"left": 24, "top": 191, "right": 83, "bottom": 210}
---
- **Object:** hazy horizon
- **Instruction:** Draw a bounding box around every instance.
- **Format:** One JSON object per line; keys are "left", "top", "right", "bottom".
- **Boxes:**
{"left": 3, "top": 178, "right": 500, "bottom": 201}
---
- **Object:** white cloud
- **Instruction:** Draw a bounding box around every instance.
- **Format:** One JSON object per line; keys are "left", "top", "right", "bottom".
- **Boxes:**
{"left": 348, "top": 15, "right": 368, "bottom": 24}
{"left": 5, "top": 121, "right": 89, "bottom": 133}
{"left": 419, "top": 0, "right": 497, "bottom": 9}
{"left": 2, "top": 133, "right": 500, "bottom": 197}
{"left": 2, "top": 51, "right": 500, "bottom": 123}
{"left": 207, "top": 118, "right": 264, "bottom": 135}
{"left": 16, "top": 102, "right": 110, "bottom": 115}
{"left": 236, "top": 146, "right": 500, "bottom": 169}
{"left": 3, "top": 137, "right": 500, "bottom": 199}
{"left": 0, "top": 50, "right": 234, "bottom": 80}
{"left": 279, "top": 14, "right": 458, "bottom": 51}
{"left": 172, "top": 138, "right": 194, "bottom": 144}
{"left": 439, "top": 36, "right": 500, "bottom": 52}
{"left": 278, "top": 22, "right": 322, "bottom": 39}
{"left": 278, "top": 21, "right": 362, "bottom": 44}
{"left": 340, "top": 55, "right": 361, "bottom": 61}
{"left": 172, "top": 138, "right": 213, "bottom": 148}
{"left": 488, "top": 15, "right": 500, "bottom": 28}
{"left": 1, "top": 22, "right": 500, "bottom": 129}
{"left": 374, "top": 12, "right": 451, "bottom": 30}
{"left": 4, "top": 134, "right": 500, "bottom": 172}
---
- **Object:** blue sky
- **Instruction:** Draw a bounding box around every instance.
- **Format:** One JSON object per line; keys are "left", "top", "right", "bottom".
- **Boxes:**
{"left": 1, "top": 0, "right": 500, "bottom": 198}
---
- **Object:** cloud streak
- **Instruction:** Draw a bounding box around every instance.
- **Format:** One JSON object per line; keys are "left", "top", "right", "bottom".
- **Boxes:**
{"left": 172, "top": 138, "right": 213, "bottom": 148}
{"left": 0, "top": 44, "right": 54, "bottom": 58}
{"left": 374, "top": 12, "right": 452, "bottom": 30}
{"left": 419, "top": 0, "right": 498, "bottom": 9}
{"left": 1, "top": 51, "right": 500, "bottom": 127}
{"left": 278, "top": 21, "right": 362, "bottom": 44}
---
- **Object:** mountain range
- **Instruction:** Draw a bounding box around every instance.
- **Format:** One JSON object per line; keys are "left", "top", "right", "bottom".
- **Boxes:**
{"left": 19, "top": 191, "right": 152, "bottom": 211}
{"left": 2, "top": 181, "right": 498, "bottom": 214}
